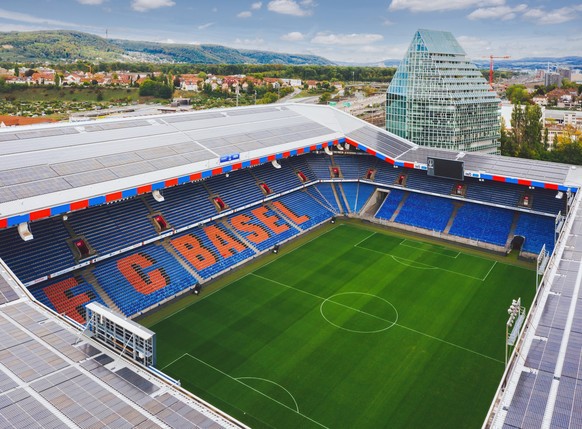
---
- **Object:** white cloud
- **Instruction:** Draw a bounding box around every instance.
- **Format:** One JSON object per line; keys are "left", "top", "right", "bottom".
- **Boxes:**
{"left": 237, "top": 11, "right": 252, "bottom": 18}
{"left": 197, "top": 22, "right": 214, "bottom": 30}
{"left": 77, "top": 0, "right": 105, "bottom": 4}
{"left": 0, "top": 8, "right": 79, "bottom": 27}
{"left": 267, "top": 0, "right": 313, "bottom": 16}
{"left": 311, "top": 32, "right": 383, "bottom": 45}
{"left": 524, "top": 6, "right": 582, "bottom": 25}
{"left": 281, "top": 31, "right": 305, "bottom": 41}
{"left": 251, "top": 2, "right": 263, "bottom": 10}
{"left": 233, "top": 37, "right": 266, "bottom": 49}
{"left": 131, "top": 0, "right": 175, "bottom": 12}
{"left": 389, "top": 0, "right": 504, "bottom": 13}
{"left": 468, "top": 4, "right": 527, "bottom": 21}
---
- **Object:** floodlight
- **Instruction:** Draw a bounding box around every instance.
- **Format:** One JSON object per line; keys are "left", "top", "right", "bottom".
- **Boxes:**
{"left": 271, "top": 159, "right": 282, "bottom": 169}
{"left": 324, "top": 146, "right": 333, "bottom": 155}
{"left": 152, "top": 190, "right": 165, "bottom": 202}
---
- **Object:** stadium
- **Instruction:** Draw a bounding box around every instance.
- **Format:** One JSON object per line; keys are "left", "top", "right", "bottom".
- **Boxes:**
{"left": 0, "top": 103, "right": 580, "bottom": 428}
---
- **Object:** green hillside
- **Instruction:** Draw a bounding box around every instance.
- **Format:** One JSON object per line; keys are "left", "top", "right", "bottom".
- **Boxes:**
{"left": 0, "top": 30, "right": 332, "bottom": 65}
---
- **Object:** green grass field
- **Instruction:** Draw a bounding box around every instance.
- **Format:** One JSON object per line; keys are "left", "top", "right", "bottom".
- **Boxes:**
{"left": 148, "top": 224, "right": 535, "bottom": 429}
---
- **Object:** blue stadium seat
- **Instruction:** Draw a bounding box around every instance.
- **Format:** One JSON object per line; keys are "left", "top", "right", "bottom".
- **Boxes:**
{"left": 375, "top": 189, "right": 405, "bottom": 221}
{"left": 0, "top": 217, "right": 75, "bottom": 284}
{"left": 93, "top": 245, "right": 198, "bottom": 316}
{"left": 146, "top": 181, "right": 217, "bottom": 230}
{"left": 395, "top": 193, "right": 454, "bottom": 232}
{"left": 514, "top": 213, "right": 556, "bottom": 254}
{"left": 449, "top": 203, "right": 514, "bottom": 246}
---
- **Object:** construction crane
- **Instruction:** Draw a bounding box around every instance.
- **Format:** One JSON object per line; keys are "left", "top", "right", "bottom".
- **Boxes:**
{"left": 485, "top": 55, "right": 511, "bottom": 86}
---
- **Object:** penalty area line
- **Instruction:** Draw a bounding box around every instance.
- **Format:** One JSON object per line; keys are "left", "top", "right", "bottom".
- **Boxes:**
{"left": 399, "top": 239, "right": 461, "bottom": 259}
{"left": 183, "top": 353, "right": 330, "bottom": 429}
{"left": 356, "top": 245, "right": 488, "bottom": 281}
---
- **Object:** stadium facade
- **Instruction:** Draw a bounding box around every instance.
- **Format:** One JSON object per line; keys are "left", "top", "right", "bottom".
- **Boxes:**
{"left": 0, "top": 104, "right": 582, "bottom": 428}
{"left": 386, "top": 29, "right": 501, "bottom": 154}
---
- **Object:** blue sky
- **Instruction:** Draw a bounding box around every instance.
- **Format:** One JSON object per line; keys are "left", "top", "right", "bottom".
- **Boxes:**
{"left": 0, "top": 0, "right": 581, "bottom": 63}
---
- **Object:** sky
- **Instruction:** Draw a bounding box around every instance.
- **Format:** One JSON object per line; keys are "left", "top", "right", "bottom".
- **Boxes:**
{"left": 0, "top": 0, "right": 581, "bottom": 63}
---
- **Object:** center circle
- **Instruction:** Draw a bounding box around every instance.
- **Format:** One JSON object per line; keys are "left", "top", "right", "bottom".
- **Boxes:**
{"left": 319, "top": 292, "right": 398, "bottom": 334}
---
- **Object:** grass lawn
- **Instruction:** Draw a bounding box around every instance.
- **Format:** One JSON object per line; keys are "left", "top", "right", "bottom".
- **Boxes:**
{"left": 148, "top": 223, "right": 535, "bottom": 429}
{"left": 1, "top": 86, "right": 139, "bottom": 102}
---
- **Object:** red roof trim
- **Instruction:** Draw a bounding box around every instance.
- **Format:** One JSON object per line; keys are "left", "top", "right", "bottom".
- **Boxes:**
{"left": 30, "top": 208, "right": 51, "bottom": 221}
{"left": 106, "top": 192, "right": 122, "bottom": 202}
{"left": 165, "top": 178, "right": 178, "bottom": 187}
{"left": 70, "top": 200, "right": 89, "bottom": 211}
{"left": 190, "top": 172, "right": 202, "bottom": 180}
{"left": 137, "top": 185, "right": 152, "bottom": 194}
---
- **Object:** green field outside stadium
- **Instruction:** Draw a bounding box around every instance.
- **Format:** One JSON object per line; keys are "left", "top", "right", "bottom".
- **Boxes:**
{"left": 144, "top": 223, "right": 535, "bottom": 429}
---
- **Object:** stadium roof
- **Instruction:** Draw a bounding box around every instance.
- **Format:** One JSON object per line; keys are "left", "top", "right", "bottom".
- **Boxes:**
{"left": 0, "top": 104, "right": 581, "bottom": 229}
{"left": 0, "top": 267, "right": 244, "bottom": 429}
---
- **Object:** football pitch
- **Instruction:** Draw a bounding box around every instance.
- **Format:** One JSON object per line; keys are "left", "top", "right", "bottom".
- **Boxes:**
{"left": 147, "top": 223, "right": 535, "bottom": 429}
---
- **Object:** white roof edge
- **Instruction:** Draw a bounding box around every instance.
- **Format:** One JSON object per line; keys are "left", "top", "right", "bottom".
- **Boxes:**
{"left": 86, "top": 302, "right": 154, "bottom": 339}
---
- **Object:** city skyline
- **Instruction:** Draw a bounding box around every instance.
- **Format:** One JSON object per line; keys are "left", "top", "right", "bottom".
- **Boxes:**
{"left": 0, "top": 0, "right": 581, "bottom": 63}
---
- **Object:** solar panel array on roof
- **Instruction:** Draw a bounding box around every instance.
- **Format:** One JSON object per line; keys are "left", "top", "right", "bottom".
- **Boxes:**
{"left": 84, "top": 119, "right": 151, "bottom": 132}
{"left": 163, "top": 111, "right": 225, "bottom": 123}
{"left": 15, "top": 128, "right": 79, "bottom": 140}
{"left": 226, "top": 106, "right": 280, "bottom": 116}
{"left": 496, "top": 202, "right": 582, "bottom": 428}
{"left": 0, "top": 299, "right": 239, "bottom": 429}
{"left": 347, "top": 125, "right": 415, "bottom": 159}
{"left": 0, "top": 272, "right": 19, "bottom": 304}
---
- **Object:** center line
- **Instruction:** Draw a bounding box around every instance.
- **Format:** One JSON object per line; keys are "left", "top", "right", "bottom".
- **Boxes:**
{"left": 250, "top": 273, "right": 503, "bottom": 364}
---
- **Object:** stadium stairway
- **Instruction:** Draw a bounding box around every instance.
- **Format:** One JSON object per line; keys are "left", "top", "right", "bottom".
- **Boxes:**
{"left": 389, "top": 191, "right": 409, "bottom": 222}
{"left": 161, "top": 241, "right": 205, "bottom": 283}
{"left": 266, "top": 202, "right": 303, "bottom": 233}
{"left": 220, "top": 218, "right": 262, "bottom": 253}
{"left": 83, "top": 270, "right": 123, "bottom": 315}
{"left": 443, "top": 202, "right": 463, "bottom": 234}
{"left": 336, "top": 183, "right": 352, "bottom": 214}
{"left": 504, "top": 212, "right": 521, "bottom": 248}
{"left": 306, "top": 185, "right": 340, "bottom": 214}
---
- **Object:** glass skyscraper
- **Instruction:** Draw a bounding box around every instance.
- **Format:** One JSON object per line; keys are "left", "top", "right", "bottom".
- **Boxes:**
{"left": 386, "top": 29, "right": 500, "bottom": 154}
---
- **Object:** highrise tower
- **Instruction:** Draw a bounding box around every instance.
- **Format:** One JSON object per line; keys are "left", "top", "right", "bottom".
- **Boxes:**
{"left": 386, "top": 29, "right": 500, "bottom": 154}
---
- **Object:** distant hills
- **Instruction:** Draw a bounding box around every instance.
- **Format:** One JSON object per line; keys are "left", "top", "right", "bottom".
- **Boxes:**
{"left": 0, "top": 30, "right": 333, "bottom": 65}
{"left": 341, "top": 57, "right": 582, "bottom": 70}
{"left": 0, "top": 30, "right": 579, "bottom": 70}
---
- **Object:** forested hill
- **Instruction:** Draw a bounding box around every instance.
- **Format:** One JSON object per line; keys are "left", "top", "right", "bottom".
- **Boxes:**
{"left": 0, "top": 30, "right": 333, "bottom": 65}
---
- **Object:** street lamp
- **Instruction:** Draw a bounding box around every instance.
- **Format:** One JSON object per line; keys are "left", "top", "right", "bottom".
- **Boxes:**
{"left": 254, "top": 90, "right": 257, "bottom": 105}
{"left": 505, "top": 297, "right": 526, "bottom": 367}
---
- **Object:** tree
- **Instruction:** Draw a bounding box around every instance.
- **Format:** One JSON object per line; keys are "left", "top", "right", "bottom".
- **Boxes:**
{"left": 319, "top": 92, "right": 331, "bottom": 104}
{"left": 173, "top": 75, "right": 181, "bottom": 88}
{"left": 505, "top": 84, "right": 531, "bottom": 104}
{"left": 139, "top": 79, "right": 172, "bottom": 99}
{"left": 499, "top": 117, "right": 514, "bottom": 156}
{"left": 522, "top": 104, "right": 543, "bottom": 158}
